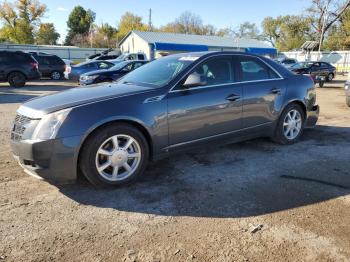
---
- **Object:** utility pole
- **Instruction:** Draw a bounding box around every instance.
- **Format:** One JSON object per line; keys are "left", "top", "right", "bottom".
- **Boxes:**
{"left": 148, "top": 8, "right": 153, "bottom": 31}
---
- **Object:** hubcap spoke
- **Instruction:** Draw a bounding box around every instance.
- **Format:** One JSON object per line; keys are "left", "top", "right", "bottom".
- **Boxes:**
{"left": 123, "top": 138, "right": 134, "bottom": 150}
{"left": 128, "top": 152, "right": 140, "bottom": 158}
{"left": 97, "top": 160, "right": 111, "bottom": 172}
{"left": 112, "top": 136, "right": 119, "bottom": 150}
{"left": 98, "top": 148, "right": 113, "bottom": 156}
{"left": 123, "top": 162, "right": 132, "bottom": 172}
{"left": 112, "top": 165, "right": 119, "bottom": 179}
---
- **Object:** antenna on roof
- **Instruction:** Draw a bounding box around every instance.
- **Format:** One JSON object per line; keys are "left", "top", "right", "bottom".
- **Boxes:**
{"left": 148, "top": 9, "right": 153, "bottom": 31}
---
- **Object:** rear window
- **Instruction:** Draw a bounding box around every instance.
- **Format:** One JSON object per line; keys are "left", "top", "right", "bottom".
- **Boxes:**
{"left": 238, "top": 56, "right": 280, "bottom": 81}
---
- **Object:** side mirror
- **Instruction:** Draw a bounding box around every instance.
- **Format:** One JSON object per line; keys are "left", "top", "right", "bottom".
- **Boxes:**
{"left": 183, "top": 72, "right": 207, "bottom": 88}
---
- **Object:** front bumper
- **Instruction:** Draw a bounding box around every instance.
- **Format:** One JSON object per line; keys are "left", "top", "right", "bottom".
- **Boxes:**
{"left": 305, "top": 105, "right": 320, "bottom": 128}
{"left": 11, "top": 136, "right": 83, "bottom": 183}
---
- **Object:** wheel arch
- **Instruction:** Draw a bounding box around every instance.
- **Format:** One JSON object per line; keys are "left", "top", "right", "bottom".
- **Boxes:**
{"left": 76, "top": 118, "right": 154, "bottom": 174}
{"left": 7, "top": 70, "right": 28, "bottom": 80}
{"left": 281, "top": 99, "right": 307, "bottom": 119}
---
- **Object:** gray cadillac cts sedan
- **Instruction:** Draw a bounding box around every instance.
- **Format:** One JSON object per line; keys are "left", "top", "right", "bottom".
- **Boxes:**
{"left": 11, "top": 52, "right": 319, "bottom": 187}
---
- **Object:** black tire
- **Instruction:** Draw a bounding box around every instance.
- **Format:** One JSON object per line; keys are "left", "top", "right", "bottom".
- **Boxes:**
{"left": 79, "top": 123, "right": 149, "bottom": 188}
{"left": 50, "top": 71, "right": 61, "bottom": 80}
{"left": 326, "top": 73, "right": 334, "bottom": 82}
{"left": 273, "top": 103, "right": 305, "bottom": 145}
{"left": 8, "top": 72, "right": 26, "bottom": 87}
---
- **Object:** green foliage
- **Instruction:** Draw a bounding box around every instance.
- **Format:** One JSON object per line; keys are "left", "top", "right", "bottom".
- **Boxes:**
{"left": 36, "top": 23, "right": 60, "bottom": 45}
{"left": 117, "top": 12, "right": 147, "bottom": 41}
{"left": 262, "top": 15, "right": 313, "bottom": 51}
{"left": 65, "top": 6, "right": 95, "bottom": 45}
{"left": 0, "top": 0, "right": 46, "bottom": 44}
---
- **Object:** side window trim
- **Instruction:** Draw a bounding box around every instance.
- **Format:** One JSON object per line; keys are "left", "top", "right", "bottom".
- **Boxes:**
{"left": 169, "top": 54, "right": 284, "bottom": 93}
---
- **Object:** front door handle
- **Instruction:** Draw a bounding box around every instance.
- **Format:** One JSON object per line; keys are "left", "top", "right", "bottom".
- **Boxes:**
{"left": 270, "top": 88, "right": 281, "bottom": 94}
{"left": 226, "top": 94, "right": 241, "bottom": 101}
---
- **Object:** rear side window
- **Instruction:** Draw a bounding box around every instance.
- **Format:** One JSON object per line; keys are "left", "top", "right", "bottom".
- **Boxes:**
{"left": 238, "top": 56, "right": 279, "bottom": 81}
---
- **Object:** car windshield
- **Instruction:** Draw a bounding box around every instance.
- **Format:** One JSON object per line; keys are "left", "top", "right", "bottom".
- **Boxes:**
{"left": 110, "top": 61, "right": 130, "bottom": 70}
{"left": 120, "top": 55, "right": 198, "bottom": 87}
{"left": 291, "top": 62, "right": 313, "bottom": 69}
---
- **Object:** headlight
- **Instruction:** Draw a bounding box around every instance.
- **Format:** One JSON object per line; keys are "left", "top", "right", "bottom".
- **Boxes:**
{"left": 32, "top": 108, "right": 71, "bottom": 140}
{"left": 81, "top": 75, "right": 98, "bottom": 81}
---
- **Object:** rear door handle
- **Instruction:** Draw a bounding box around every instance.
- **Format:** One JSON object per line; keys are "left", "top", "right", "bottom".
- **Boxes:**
{"left": 270, "top": 88, "right": 281, "bottom": 94}
{"left": 226, "top": 94, "right": 241, "bottom": 101}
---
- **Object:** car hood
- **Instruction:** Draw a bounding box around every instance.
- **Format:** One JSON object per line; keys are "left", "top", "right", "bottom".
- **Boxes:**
{"left": 18, "top": 83, "right": 153, "bottom": 118}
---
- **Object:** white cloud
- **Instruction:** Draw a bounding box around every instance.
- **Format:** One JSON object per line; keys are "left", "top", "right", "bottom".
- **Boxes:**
{"left": 56, "top": 6, "right": 68, "bottom": 12}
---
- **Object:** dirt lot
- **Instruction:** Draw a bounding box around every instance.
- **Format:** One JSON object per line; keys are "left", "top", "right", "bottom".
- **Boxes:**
{"left": 0, "top": 79, "right": 350, "bottom": 262}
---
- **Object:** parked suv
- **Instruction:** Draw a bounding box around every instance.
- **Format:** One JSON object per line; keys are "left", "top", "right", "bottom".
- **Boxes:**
{"left": 29, "top": 52, "right": 66, "bottom": 80}
{"left": 0, "top": 51, "right": 41, "bottom": 87}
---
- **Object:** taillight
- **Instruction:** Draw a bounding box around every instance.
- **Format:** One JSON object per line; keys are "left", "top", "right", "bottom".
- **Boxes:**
{"left": 30, "top": 62, "right": 38, "bottom": 70}
{"left": 66, "top": 65, "right": 71, "bottom": 73}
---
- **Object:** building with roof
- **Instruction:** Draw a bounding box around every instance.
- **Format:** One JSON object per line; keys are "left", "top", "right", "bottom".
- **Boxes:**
{"left": 119, "top": 30, "right": 277, "bottom": 60}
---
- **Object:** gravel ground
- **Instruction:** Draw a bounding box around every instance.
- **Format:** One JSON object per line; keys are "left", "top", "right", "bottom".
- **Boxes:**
{"left": 0, "top": 79, "right": 349, "bottom": 262}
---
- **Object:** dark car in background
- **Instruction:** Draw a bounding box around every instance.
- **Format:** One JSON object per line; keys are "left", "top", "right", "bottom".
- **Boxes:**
{"left": 65, "top": 60, "right": 115, "bottom": 81}
{"left": 278, "top": 58, "right": 297, "bottom": 69}
{"left": 29, "top": 52, "right": 66, "bottom": 80}
{"left": 79, "top": 60, "right": 148, "bottom": 85}
{"left": 0, "top": 50, "right": 41, "bottom": 87}
{"left": 11, "top": 52, "right": 319, "bottom": 187}
{"left": 291, "top": 61, "right": 336, "bottom": 82}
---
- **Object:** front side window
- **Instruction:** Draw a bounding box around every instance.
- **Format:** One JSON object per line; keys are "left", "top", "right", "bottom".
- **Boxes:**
{"left": 188, "top": 56, "right": 234, "bottom": 87}
{"left": 238, "top": 56, "right": 279, "bottom": 81}
{"left": 121, "top": 55, "right": 197, "bottom": 87}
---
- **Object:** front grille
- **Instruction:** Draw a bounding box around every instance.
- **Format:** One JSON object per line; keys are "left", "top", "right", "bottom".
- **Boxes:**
{"left": 11, "top": 113, "right": 33, "bottom": 141}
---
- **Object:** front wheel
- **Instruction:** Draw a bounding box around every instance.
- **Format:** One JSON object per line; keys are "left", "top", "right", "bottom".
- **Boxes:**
{"left": 273, "top": 103, "right": 305, "bottom": 145}
{"left": 79, "top": 124, "right": 149, "bottom": 187}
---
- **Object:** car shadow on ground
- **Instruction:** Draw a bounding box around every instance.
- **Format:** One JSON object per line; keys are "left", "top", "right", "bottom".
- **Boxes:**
{"left": 57, "top": 125, "right": 350, "bottom": 218}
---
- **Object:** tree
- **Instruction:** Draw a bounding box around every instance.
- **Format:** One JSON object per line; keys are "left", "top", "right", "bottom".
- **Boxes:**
{"left": 232, "top": 22, "right": 261, "bottom": 39}
{"left": 36, "top": 23, "right": 60, "bottom": 45}
{"left": 262, "top": 15, "right": 313, "bottom": 51}
{"left": 323, "top": 8, "right": 350, "bottom": 49}
{"left": 161, "top": 11, "right": 218, "bottom": 36}
{"left": 65, "top": 6, "right": 95, "bottom": 45}
{"left": 92, "top": 23, "right": 118, "bottom": 48}
{"left": 117, "top": 12, "right": 147, "bottom": 41}
{"left": 0, "top": 0, "right": 46, "bottom": 44}
{"left": 307, "top": 0, "right": 350, "bottom": 50}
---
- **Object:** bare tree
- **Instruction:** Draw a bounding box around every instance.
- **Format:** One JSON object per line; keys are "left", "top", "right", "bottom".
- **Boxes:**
{"left": 307, "top": 0, "right": 350, "bottom": 50}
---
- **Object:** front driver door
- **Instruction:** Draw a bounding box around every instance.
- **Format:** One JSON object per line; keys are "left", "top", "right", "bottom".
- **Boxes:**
{"left": 167, "top": 55, "right": 243, "bottom": 147}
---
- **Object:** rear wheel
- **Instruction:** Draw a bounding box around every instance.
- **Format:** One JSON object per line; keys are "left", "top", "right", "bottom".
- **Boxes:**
{"left": 80, "top": 124, "right": 149, "bottom": 187}
{"left": 51, "top": 71, "right": 61, "bottom": 80}
{"left": 273, "top": 103, "right": 305, "bottom": 145}
{"left": 8, "top": 72, "right": 26, "bottom": 87}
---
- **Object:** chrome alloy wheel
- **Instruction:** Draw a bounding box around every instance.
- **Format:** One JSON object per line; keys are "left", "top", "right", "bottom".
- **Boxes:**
{"left": 283, "top": 109, "right": 302, "bottom": 140}
{"left": 95, "top": 134, "right": 141, "bottom": 182}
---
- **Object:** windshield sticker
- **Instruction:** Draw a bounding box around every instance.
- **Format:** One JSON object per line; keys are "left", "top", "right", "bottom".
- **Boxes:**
{"left": 179, "top": 56, "right": 199, "bottom": 61}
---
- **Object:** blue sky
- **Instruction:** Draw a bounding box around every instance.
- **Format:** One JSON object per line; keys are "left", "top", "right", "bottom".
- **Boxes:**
{"left": 39, "top": 0, "right": 309, "bottom": 43}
